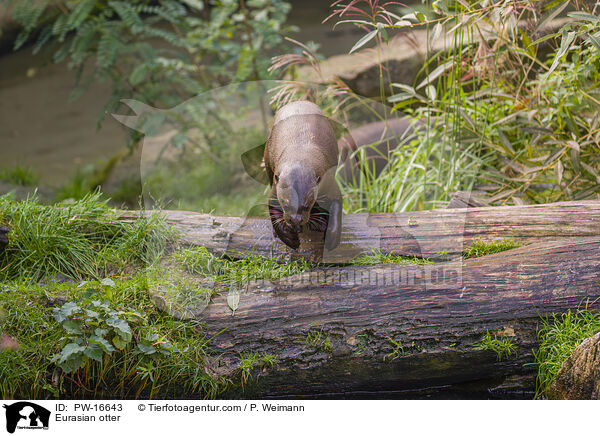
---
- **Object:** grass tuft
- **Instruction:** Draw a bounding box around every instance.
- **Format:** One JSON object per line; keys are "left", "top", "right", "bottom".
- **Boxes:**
{"left": 474, "top": 331, "right": 516, "bottom": 361}
{"left": 534, "top": 309, "right": 600, "bottom": 398}
{"left": 0, "top": 192, "right": 171, "bottom": 281}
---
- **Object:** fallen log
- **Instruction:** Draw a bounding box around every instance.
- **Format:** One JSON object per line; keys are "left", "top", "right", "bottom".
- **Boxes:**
{"left": 200, "top": 236, "right": 600, "bottom": 399}
{"left": 126, "top": 200, "right": 600, "bottom": 263}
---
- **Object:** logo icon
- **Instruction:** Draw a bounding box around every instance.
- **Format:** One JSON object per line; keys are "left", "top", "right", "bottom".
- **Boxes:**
{"left": 2, "top": 402, "right": 50, "bottom": 434}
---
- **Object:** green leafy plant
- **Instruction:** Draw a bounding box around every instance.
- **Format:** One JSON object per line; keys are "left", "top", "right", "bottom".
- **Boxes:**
{"left": 0, "top": 273, "right": 229, "bottom": 399}
{"left": 52, "top": 285, "right": 137, "bottom": 373}
{"left": 2, "top": 0, "right": 294, "bottom": 130}
{"left": 386, "top": 1, "right": 600, "bottom": 206}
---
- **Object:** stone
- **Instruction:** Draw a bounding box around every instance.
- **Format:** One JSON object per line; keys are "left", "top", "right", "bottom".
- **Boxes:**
{"left": 548, "top": 332, "right": 600, "bottom": 400}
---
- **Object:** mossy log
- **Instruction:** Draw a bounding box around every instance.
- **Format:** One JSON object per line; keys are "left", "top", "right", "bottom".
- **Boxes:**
{"left": 120, "top": 201, "right": 599, "bottom": 397}
{"left": 202, "top": 236, "right": 600, "bottom": 399}
{"left": 126, "top": 200, "right": 600, "bottom": 264}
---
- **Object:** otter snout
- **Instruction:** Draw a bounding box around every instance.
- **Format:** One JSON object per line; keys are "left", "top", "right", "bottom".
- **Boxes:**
{"left": 284, "top": 210, "right": 310, "bottom": 233}
{"left": 289, "top": 213, "right": 303, "bottom": 226}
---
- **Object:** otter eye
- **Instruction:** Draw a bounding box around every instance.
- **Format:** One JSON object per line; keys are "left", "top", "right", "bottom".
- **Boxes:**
{"left": 274, "top": 174, "right": 279, "bottom": 183}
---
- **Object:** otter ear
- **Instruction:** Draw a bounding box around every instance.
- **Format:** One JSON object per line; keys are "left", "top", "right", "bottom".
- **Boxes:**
{"left": 241, "top": 142, "right": 269, "bottom": 185}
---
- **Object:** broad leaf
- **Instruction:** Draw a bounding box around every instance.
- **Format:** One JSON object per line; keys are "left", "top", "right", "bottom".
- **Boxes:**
{"left": 350, "top": 29, "right": 377, "bottom": 54}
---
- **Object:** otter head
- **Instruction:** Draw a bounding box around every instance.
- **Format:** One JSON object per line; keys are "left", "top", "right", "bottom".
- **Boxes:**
{"left": 274, "top": 163, "right": 320, "bottom": 231}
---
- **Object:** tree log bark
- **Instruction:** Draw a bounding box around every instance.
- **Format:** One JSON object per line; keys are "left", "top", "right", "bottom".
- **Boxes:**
{"left": 126, "top": 200, "right": 600, "bottom": 264}
{"left": 199, "top": 236, "right": 600, "bottom": 398}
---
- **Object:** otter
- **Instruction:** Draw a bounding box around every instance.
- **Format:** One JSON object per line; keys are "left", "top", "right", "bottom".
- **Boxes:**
{"left": 264, "top": 101, "right": 342, "bottom": 250}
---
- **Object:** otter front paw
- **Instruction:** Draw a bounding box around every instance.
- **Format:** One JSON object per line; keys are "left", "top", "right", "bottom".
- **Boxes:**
{"left": 274, "top": 223, "right": 300, "bottom": 250}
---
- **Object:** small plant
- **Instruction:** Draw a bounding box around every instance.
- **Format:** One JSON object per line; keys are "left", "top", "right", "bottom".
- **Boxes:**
{"left": 238, "top": 352, "right": 258, "bottom": 387}
{"left": 355, "top": 334, "right": 369, "bottom": 355}
{"left": 236, "top": 352, "right": 277, "bottom": 388}
{"left": 260, "top": 353, "right": 277, "bottom": 368}
{"left": 475, "top": 331, "right": 516, "bottom": 361}
{"left": 52, "top": 280, "right": 178, "bottom": 375}
{"left": 349, "top": 249, "right": 431, "bottom": 266}
{"left": 436, "top": 249, "right": 449, "bottom": 261}
{"left": 0, "top": 276, "right": 227, "bottom": 399}
{"left": 0, "top": 165, "right": 40, "bottom": 186}
{"left": 463, "top": 239, "right": 522, "bottom": 259}
{"left": 52, "top": 284, "right": 136, "bottom": 373}
{"left": 383, "top": 337, "right": 404, "bottom": 362}
{"left": 305, "top": 330, "right": 332, "bottom": 352}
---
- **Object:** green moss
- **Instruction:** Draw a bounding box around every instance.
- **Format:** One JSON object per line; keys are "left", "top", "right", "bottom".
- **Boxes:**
{"left": 172, "top": 246, "right": 314, "bottom": 288}
{"left": 463, "top": 239, "right": 522, "bottom": 259}
{"left": 349, "top": 249, "right": 432, "bottom": 266}
{"left": 534, "top": 309, "right": 600, "bottom": 398}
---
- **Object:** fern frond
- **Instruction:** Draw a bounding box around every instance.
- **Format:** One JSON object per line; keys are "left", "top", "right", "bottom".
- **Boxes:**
{"left": 109, "top": 1, "right": 144, "bottom": 33}
{"left": 97, "top": 28, "right": 120, "bottom": 70}
{"left": 66, "top": 0, "right": 96, "bottom": 31}
{"left": 142, "top": 26, "right": 184, "bottom": 47}
{"left": 51, "top": 13, "right": 70, "bottom": 41}
{"left": 13, "top": 0, "right": 47, "bottom": 31}
{"left": 69, "top": 21, "right": 98, "bottom": 67}
{"left": 32, "top": 24, "right": 53, "bottom": 54}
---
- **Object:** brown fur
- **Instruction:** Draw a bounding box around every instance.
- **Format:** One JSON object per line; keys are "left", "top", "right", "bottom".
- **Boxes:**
{"left": 264, "top": 101, "right": 342, "bottom": 250}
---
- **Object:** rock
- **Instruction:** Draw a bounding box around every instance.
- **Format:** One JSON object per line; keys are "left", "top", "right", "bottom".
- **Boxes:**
{"left": 548, "top": 332, "right": 600, "bottom": 400}
{"left": 297, "top": 19, "right": 572, "bottom": 99}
